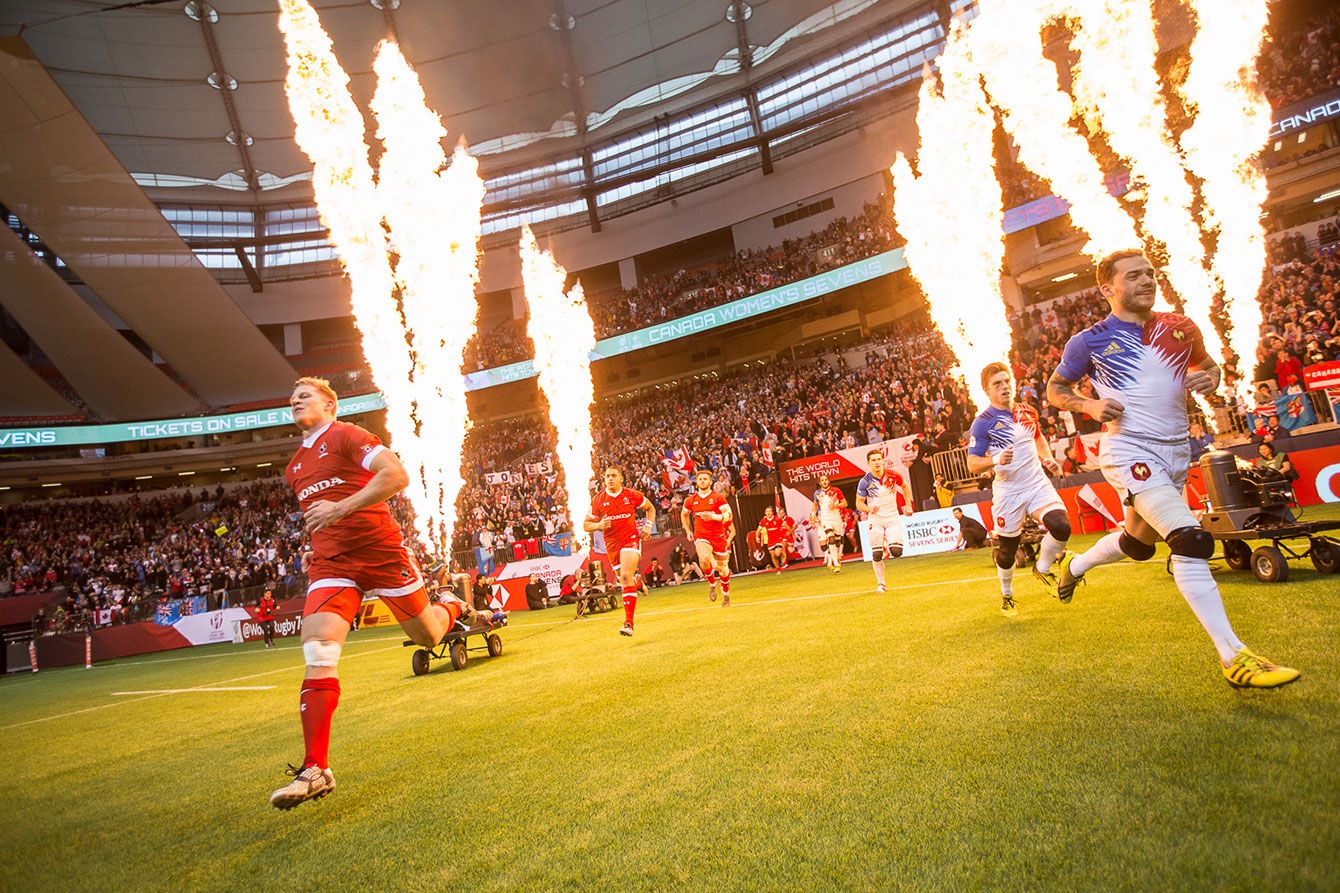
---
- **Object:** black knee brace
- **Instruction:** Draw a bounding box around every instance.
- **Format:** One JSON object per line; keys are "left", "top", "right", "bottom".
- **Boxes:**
{"left": 1042, "top": 509, "right": 1071, "bottom": 542}
{"left": 1119, "top": 531, "right": 1157, "bottom": 561}
{"left": 872, "top": 548, "right": 884, "bottom": 562}
{"left": 1166, "top": 526, "right": 1215, "bottom": 559}
{"left": 994, "top": 534, "right": 1021, "bottom": 569}
{"left": 887, "top": 544, "right": 904, "bottom": 558}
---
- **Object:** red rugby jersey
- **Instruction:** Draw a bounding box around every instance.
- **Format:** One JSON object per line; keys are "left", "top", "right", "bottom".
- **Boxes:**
{"left": 684, "top": 490, "right": 729, "bottom": 541}
{"left": 591, "top": 487, "right": 646, "bottom": 549}
{"left": 758, "top": 515, "right": 786, "bottom": 546}
{"left": 285, "top": 421, "right": 404, "bottom": 559}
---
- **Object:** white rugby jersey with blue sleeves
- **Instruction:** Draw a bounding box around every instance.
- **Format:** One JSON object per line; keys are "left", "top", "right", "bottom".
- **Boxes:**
{"left": 856, "top": 470, "right": 907, "bottom": 520}
{"left": 967, "top": 403, "right": 1049, "bottom": 491}
{"left": 1055, "top": 311, "right": 1208, "bottom": 443}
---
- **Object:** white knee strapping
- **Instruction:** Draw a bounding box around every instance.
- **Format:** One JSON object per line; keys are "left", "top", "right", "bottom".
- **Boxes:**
{"left": 1130, "top": 485, "right": 1196, "bottom": 540}
{"left": 303, "top": 640, "right": 342, "bottom": 668}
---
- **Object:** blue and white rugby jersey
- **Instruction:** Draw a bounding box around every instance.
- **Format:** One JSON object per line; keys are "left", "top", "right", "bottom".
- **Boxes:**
{"left": 967, "top": 402, "right": 1049, "bottom": 490}
{"left": 1055, "top": 312, "right": 1208, "bottom": 443}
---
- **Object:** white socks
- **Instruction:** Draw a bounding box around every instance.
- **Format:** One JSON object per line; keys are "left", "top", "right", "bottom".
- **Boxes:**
{"left": 1072, "top": 532, "right": 1127, "bottom": 575}
{"left": 873, "top": 561, "right": 886, "bottom": 587}
{"left": 1171, "top": 556, "right": 1244, "bottom": 663}
{"left": 1037, "top": 533, "right": 1066, "bottom": 574}
{"left": 998, "top": 565, "right": 1014, "bottom": 597}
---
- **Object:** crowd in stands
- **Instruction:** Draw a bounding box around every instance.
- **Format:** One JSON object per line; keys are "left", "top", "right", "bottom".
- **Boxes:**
{"left": 2, "top": 479, "right": 306, "bottom": 632}
{"left": 585, "top": 196, "right": 902, "bottom": 339}
{"left": 450, "top": 416, "right": 570, "bottom": 560}
{"left": 461, "top": 320, "right": 534, "bottom": 373}
{"left": 1258, "top": 6, "right": 1340, "bottom": 110}
{"left": 1255, "top": 250, "right": 1340, "bottom": 382}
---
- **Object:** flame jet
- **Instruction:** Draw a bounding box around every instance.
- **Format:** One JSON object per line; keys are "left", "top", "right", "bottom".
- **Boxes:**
{"left": 1066, "top": 0, "right": 1224, "bottom": 371}
{"left": 1177, "top": 0, "right": 1272, "bottom": 395}
{"left": 278, "top": 0, "right": 433, "bottom": 540}
{"left": 968, "top": 0, "right": 1142, "bottom": 262}
{"left": 370, "top": 43, "right": 484, "bottom": 553}
{"left": 891, "top": 30, "right": 1013, "bottom": 388}
{"left": 518, "top": 226, "right": 597, "bottom": 549}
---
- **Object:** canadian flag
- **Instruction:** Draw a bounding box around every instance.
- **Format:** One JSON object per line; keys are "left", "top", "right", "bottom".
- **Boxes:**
{"left": 661, "top": 445, "right": 696, "bottom": 486}
{"left": 761, "top": 445, "right": 774, "bottom": 468}
{"left": 1077, "top": 483, "right": 1118, "bottom": 527}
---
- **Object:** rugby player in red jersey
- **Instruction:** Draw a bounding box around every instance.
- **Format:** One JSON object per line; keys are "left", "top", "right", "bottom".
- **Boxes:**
{"left": 756, "top": 505, "right": 788, "bottom": 573}
{"left": 269, "top": 378, "right": 464, "bottom": 810}
{"left": 681, "top": 468, "right": 733, "bottom": 606}
{"left": 584, "top": 467, "right": 654, "bottom": 636}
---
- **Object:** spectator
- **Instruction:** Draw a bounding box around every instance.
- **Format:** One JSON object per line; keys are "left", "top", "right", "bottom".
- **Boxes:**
{"left": 524, "top": 572, "right": 550, "bottom": 610}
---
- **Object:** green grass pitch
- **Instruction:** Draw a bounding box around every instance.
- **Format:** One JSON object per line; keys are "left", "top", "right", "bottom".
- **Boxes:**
{"left": 3, "top": 516, "right": 1338, "bottom": 891}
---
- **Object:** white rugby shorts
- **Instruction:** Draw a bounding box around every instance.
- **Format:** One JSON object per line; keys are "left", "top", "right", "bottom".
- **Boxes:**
{"left": 991, "top": 478, "right": 1065, "bottom": 538}
{"left": 1098, "top": 433, "right": 1190, "bottom": 501}
{"left": 867, "top": 516, "right": 905, "bottom": 549}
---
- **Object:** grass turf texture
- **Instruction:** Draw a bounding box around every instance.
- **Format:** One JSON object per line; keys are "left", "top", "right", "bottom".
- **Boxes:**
{"left": 3, "top": 513, "right": 1339, "bottom": 891}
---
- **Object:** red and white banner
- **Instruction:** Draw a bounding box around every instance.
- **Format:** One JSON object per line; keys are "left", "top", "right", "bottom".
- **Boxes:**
{"left": 493, "top": 551, "right": 592, "bottom": 609}
{"left": 1303, "top": 361, "right": 1340, "bottom": 391}
{"left": 778, "top": 435, "right": 919, "bottom": 533}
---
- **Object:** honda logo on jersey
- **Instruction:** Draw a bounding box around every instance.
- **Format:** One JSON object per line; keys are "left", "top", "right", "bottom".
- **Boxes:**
{"left": 297, "top": 478, "right": 346, "bottom": 501}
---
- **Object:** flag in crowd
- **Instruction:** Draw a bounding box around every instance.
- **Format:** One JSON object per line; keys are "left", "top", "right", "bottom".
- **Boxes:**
{"left": 661, "top": 445, "right": 696, "bottom": 486}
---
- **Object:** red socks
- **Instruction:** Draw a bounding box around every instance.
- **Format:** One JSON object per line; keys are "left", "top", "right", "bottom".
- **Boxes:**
{"left": 705, "top": 568, "right": 716, "bottom": 584}
{"left": 300, "top": 677, "right": 340, "bottom": 770}
{"left": 720, "top": 572, "right": 730, "bottom": 596}
{"left": 623, "top": 588, "right": 637, "bottom": 625}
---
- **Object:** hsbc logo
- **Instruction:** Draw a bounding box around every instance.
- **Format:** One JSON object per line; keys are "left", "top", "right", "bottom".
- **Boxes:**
{"left": 1317, "top": 463, "right": 1340, "bottom": 503}
{"left": 298, "top": 477, "right": 346, "bottom": 501}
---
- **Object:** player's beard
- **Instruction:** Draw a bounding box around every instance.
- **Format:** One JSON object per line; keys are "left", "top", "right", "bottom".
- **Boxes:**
{"left": 1116, "top": 286, "right": 1157, "bottom": 316}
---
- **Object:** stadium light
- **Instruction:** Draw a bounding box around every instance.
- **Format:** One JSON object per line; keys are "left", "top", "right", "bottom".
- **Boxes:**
{"left": 1314, "top": 188, "right": 1340, "bottom": 203}
{"left": 135, "top": 475, "right": 153, "bottom": 480}
{"left": 42, "top": 483, "right": 61, "bottom": 487}
{"left": 178, "top": 471, "right": 196, "bottom": 476}
{"left": 256, "top": 462, "right": 272, "bottom": 467}
{"left": 1051, "top": 272, "right": 1079, "bottom": 282}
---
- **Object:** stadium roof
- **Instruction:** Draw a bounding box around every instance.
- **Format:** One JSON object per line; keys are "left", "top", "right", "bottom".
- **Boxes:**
{"left": 0, "top": 0, "right": 906, "bottom": 195}
{"left": 0, "top": 0, "right": 926, "bottom": 421}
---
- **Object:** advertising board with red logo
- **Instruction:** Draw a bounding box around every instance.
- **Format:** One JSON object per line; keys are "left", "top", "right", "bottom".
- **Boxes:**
{"left": 856, "top": 503, "right": 990, "bottom": 559}
{"left": 778, "top": 436, "right": 919, "bottom": 533}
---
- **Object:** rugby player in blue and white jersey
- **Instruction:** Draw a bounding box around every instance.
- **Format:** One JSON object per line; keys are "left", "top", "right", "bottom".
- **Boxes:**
{"left": 1047, "top": 250, "right": 1298, "bottom": 689}
{"left": 855, "top": 450, "right": 913, "bottom": 594}
{"left": 966, "top": 363, "right": 1070, "bottom": 617}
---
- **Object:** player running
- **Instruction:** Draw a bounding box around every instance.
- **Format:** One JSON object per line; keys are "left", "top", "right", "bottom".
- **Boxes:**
{"left": 856, "top": 449, "right": 913, "bottom": 594}
{"left": 1047, "top": 250, "right": 1299, "bottom": 689}
{"left": 966, "top": 362, "right": 1071, "bottom": 617}
{"left": 271, "top": 377, "right": 466, "bottom": 810}
{"left": 682, "top": 468, "right": 733, "bottom": 606}
{"left": 584, "top": 466, "right": 655, "bottom": 637}
{"left": 756, "top": 506, "right": 788, "bottom": 573}
{"left": 810, "top": 474, "right": 848, "bottom": 573}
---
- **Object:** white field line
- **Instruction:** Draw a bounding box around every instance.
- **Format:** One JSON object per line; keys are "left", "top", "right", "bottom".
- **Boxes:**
{"left": 111, "top": 686, "right": 277, "bottom": 695}
{"left": 3, "top": 563, "right": 1140, "bottom": 730}
{"left": 0, "top": 641, "right": 403, "bottom": 732}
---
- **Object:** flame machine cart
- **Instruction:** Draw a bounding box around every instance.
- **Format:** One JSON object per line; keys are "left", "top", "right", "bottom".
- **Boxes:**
{"left": 1197, "top": 451, "right": 1340, "bottom": 583}
{"left": 404, "top": 613, "right": 507, "bottom": 674}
